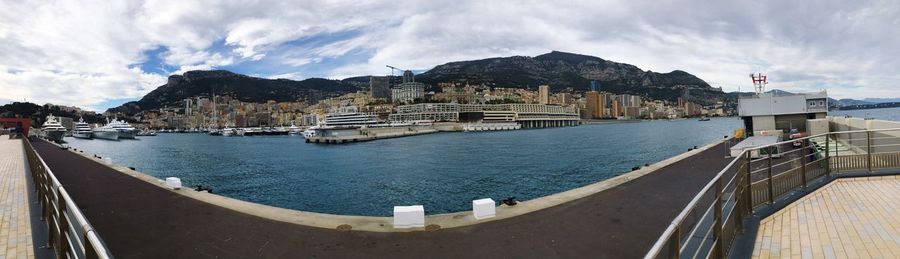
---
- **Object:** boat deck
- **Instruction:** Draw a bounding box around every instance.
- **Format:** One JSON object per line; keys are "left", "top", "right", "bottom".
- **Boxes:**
{"left": 752, "top": 176, "right": 900, "bottom": 259}
{"left": 31, "top": 139, "right": 733, "bottom": 258}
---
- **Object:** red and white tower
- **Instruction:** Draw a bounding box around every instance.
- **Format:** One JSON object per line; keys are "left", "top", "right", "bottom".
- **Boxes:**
{"left": 750, "top": 73, "right": 768, "bottom": 96}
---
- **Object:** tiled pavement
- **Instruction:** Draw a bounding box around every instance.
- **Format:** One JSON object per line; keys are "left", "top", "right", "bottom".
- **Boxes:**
{"left": 0, "top": 138, "right": 34, "bottom": 259}
{"left": 752, "top": 176, "right": 900, "bottom": 259}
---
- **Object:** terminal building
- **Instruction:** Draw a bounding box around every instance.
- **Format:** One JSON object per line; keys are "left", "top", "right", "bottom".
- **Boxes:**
{"left": 389, "top": 103, "right": 580, "bottom": 128}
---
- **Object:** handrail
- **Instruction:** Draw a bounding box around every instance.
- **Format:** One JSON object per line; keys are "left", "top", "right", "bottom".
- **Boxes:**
{"left": 644, "top": 127, "right": 900, "bottom": 259}
{"left": 22, "top": 138, "right": 114, "bottom": 259}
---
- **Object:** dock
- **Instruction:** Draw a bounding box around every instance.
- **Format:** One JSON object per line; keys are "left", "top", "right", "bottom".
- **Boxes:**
{"left": 306, "top": 127, "right": 438, "bottom": 144}
{"left": 28, "top": 138, "right": 734, "bottom": 258}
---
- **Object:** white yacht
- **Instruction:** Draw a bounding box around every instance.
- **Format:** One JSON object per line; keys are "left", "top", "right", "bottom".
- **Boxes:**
{"left": 301, "top": 125, "right": 318, "bottom": 138}
{"left": 92, "top": 119, "right": 120, "bottom": 140}
{"left": 108, "top": 118, "right": 137, "bottom": 139}
{"left": 288, "top": 122, "right": 301, "bottom": 135}
{"left": 221, "top": 127, "right": 235, "bottom": 137}
{"left": 72, "top": 117, "right": 92, "bottom": 139}
{"left": 41, "top": 115, "right": 67, "bottom": 142}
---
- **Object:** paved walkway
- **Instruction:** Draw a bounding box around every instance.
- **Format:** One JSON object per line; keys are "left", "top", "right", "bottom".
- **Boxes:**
{"left": 32, "top": 140, "right": 732, "bottom": 258}
{"left": 752, "top": 176, "right": 900, "bottom": 259}
{"left": 0, "top": 138, "right": 34, "bottom": 259}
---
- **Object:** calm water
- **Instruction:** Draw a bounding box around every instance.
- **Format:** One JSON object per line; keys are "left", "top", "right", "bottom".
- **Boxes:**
{"left": 831, "top": 107, "right": 900, "bottom": 121}
{"left": 66, "top": 118, "right": 741, "bottom": 216}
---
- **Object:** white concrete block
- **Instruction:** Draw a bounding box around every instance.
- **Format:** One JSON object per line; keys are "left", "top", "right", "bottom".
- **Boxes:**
{"left": 472, "top": 198, "right": 496, "bottom": 220}
{"left": 393, "top": 205, "right": 425, "bottom": 228}
{"left": 165, "top": 177, "right": 182, "bottom": 190}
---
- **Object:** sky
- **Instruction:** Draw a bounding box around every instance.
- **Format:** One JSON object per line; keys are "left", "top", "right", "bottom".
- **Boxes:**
{"left": 1, "top": 0, "right": 898, "bottom": 111}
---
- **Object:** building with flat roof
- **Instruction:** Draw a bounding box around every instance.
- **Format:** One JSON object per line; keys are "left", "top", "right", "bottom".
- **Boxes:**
{"left": 538, "top": 85, "right": 550, "bottom": 105}
{"left": 389, "top": 103, "right": 579, "bottom": 128}
{"left": 392, "top": 82, "right": 425, "bottom": 104}
{"left": 738, "top": 91, "right": 828, "bottom": 135}
{"left": 369, "top": 76, "right": 391, "bottom": 100}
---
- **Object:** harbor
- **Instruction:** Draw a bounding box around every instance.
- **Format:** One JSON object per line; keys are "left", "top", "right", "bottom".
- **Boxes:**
{"left": 7, "top": 112, "right": 897, "bottom": 258}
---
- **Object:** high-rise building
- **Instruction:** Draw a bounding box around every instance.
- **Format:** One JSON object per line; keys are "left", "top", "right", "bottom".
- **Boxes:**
{"left": 538, "top": 85, "right": 550, "bottom": 105}
{"left": 585, "top": 91, "right": 600, "bottom": 119}
{"left": 369, "top": 76, "right": 391, "bottom": 100}
{"left": 402, "top": 70, "right": 415, "bottom": 83}
{"left": 611, "top": 97, "right": 622, "bottom": 117}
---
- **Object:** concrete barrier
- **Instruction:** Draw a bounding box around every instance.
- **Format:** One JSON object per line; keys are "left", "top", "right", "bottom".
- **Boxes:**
{"left": 472, "top": 198, "right": 496, "bottom": 220}
{"left": 393, "top": 205, "right": 424, "bottom": 228}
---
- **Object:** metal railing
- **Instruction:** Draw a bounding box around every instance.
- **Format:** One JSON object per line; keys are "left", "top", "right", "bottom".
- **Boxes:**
{"left": 645, "top": 127, "right": 900, "bottom": 259}
{"left": 22, "top": 138, "right": 114, "bottom": 259}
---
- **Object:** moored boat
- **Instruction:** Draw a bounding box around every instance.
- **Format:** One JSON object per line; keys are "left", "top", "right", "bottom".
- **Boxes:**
{"left": 42, "top": 115, "right": 67, "bottom": 142}
{"left": 72, "top": 117, "right": 93, "bottom": 139}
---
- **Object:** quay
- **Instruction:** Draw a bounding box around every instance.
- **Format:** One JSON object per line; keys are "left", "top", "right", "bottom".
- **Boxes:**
{"left": 305, "top": 126, "right": 438, "bottom": 144}
{"left": 26, "top": 135, "right": 732, "bottom": 258}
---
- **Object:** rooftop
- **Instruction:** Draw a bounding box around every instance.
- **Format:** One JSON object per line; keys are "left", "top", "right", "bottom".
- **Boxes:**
{"left": 752, "top": 176, "right": 900, "bottom": 258}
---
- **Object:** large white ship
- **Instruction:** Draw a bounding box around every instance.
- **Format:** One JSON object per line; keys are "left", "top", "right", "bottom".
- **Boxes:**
{"left": 92, "top": 119, "right": 120, "bottom": 140}
{"left": 41, "top": 115, "right": 67, "bottom": 142}
{"left": 108, "top": 118, "right": 137, "bottom": 139}
{"left": 72, "top": 117, "right": 93, "bottom": 139}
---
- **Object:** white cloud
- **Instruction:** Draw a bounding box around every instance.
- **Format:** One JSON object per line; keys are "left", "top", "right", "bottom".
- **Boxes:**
{"left": 1, "top": 0, "right": 898, "bottom": 110}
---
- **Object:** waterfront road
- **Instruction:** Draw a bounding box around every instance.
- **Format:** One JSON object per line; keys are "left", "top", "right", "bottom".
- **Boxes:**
{"left": 33, "top": 140, "right": 732, "bottom": 258}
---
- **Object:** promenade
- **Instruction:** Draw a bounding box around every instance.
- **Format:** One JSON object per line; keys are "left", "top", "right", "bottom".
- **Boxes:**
{"left": 32, "top": 139, "right": 732, "bottom": 258}
{"left": 0, "top": 138, "right": 34, "bottom": 259}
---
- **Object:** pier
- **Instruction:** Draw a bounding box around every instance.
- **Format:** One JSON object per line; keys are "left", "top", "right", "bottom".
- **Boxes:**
{"left": 305, "top": 127, "right": 438, "bottom": 144}
{"left": 0, "top": 138, "right": 37, "bottom": 259}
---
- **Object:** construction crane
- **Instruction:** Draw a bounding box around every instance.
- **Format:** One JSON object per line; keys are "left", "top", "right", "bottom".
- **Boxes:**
{"left": 386, "top": 65, "right": 403, "bottom": 77}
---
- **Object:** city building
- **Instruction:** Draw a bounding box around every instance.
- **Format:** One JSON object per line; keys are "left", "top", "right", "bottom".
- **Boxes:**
{"left": 392, "top": 70, "right": 424, "bottom": 104}
{"left": 390, "top": 103, "right": 579, "bottom": 128}
{"left": 538, "top": 85, "right": 550, "bottom": 105}
{"left": 585, "top": 91, "right": 602, "bottom": 119}
{"left": 392, "top": 82, "right": 425, "bottom": 104}
{"left": 369, "top": 76, "right": 391, "bottom": 100}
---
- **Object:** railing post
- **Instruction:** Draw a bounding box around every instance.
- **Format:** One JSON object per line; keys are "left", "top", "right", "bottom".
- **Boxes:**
{"left": 825, "top": 135, "right": 831, "bottom": 177}
{"left": 767, "top": 149, "right": 774, "bottom": 204}
{"left": 668, "top": 226, "right": 681, "bottom": 259}
{"left": 801, "top": 140, "right": 807, "bottom": 189}
{"left": 713, "top": 177, "right": 724, "bottom": 259}
{"left": 867, "top": 131, "right": 873, "bottom": 172}
{"left": 745, "top": 152, "right": 753, "bottom": 214}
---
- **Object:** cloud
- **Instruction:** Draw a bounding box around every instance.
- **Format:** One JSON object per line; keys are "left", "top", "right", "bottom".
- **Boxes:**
{"left": 1, "top": 0, "right": 898, "bottom": 110}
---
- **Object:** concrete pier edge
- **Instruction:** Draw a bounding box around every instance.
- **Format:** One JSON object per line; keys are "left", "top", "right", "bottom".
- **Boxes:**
{"left": 45, "top": 137, "right": 727, "bottom": 232}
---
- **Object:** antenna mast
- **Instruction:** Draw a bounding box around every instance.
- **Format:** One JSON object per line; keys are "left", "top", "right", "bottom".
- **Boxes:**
{"left": 750, "top": 73, "right": 768, "bottom": 96}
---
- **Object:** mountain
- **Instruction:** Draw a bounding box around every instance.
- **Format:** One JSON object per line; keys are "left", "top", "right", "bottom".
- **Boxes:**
{"left": 417, "top": 51, "right": 722, "bottom": 104}
{"left": 108, "top": 70, "right": 356, "bottom": 115}
{"left": 861, "top": 98, "right": 900, "bottom": 104}
{"left": 110, "top": 51, "right": 721, "bottom": 115}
